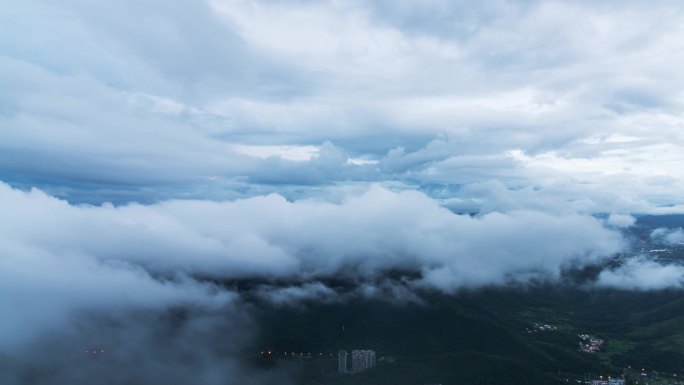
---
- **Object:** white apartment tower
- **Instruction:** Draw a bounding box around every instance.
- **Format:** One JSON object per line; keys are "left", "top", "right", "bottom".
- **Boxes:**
{"left": 351, "top": 350, "right": 377, "bottom": 372}
{"left": 338, "top": 350, "right": 348, "bottom": 373}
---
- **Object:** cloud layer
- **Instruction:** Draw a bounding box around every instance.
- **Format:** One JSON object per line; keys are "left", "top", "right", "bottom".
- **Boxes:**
{"left": 0, "top": 182, "right": 625, "bottom": 285}
{"left": 2, "top": 3, "right": 684, "bottom": 380}
{"left": 651, "top": 227, "right": 684, "bottom": 245}
{"left": 2, "top": 0, "right": 684, "bottom": 213}
{"left": 597, "top": 258, "right": 684, "bottom": 290}
{"left": 0, "top": 181, "right": 629, "bottom": 353}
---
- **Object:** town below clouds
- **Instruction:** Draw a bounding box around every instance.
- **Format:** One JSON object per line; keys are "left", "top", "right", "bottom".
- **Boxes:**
{"left": 2, "top": 1, "right": 684, "bottom": 383}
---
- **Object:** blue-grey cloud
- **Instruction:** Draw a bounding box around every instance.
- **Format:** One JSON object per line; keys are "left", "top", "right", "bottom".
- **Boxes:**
{"left": 5, "top": 2, "right": 684, "bottom": 382}
{"left": 2, "top": 0, "right": 684, "bottom": 213}
{"left": 0, "top": 181, "right": 625, "bottom": 348}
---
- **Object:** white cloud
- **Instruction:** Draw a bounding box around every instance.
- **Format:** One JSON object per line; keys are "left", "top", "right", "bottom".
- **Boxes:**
{"left": 0, "top": 233, "right": 234, "bottom": 352}
{"left": 651, "top": 227, "right": 684, "bottom": 245}
{"left": 2, "top": 0, "right": 684, "bottom": 213}
{"left": 6, "top": 1, "right": 684, "bottom": 379}
{"left": 0, "top": 182, "right": 624, "bottom": 291}
{"left": 232, "top": 144, "right": 320, "bottom": 161}
{"left": 606, "top": 213, "right": 637, "bottom": 228}
{"left": 597, "top": 258, "right": 684, "bottom": 290}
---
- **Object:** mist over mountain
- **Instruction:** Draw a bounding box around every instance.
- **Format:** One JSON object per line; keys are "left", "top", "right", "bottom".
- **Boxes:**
{"left": 2, "top": 1, "right": 684, "bottom": 384}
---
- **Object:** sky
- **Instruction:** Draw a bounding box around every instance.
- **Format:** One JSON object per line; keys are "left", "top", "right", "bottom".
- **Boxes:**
{"left": 2, "top": 0, "right": 684, "bottom": 211}
{"left": 2, "top": 1, "right": 684, "bottom": 383}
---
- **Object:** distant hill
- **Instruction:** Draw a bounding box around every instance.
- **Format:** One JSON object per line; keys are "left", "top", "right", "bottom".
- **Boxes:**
{"left": 252, "top": 286, "right": 684, "bottom": 385}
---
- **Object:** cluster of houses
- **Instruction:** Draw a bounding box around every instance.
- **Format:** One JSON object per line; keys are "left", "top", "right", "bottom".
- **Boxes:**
{"left": 526, "top": 323, "right": 558, "bottom": 333}
{"left": 590, "top": 379, "right": 624, "bottom": 385}
{"left": 579, "top": 334, "right": 604, "bottom": 353}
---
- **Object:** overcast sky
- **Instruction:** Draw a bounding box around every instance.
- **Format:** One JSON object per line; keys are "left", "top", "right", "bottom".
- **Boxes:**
{"left": 2, "top": 0, "right": 684, "bottom": 212}
{"left": 2, "top": 2, "right": 684, "bottom": 379}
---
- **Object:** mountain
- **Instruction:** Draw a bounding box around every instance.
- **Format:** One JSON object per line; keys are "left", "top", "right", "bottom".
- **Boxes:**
{"left": 252, "top": 286, "right": 684, "bottom": 384}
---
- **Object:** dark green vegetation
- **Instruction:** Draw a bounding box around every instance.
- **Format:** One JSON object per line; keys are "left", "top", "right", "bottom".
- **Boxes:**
{"left": 250, "top": 215, "right": 684, "bottom": 385}
{"left": 253, "top": 287, "right": 684, "bottom": 385}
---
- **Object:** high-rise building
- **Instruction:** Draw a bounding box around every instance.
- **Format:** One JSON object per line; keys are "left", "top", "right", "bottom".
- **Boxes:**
{"left": 338, "top": 350, "right": 348, "bottom": 373}
{"left": 351, "top": 350, "right": 377, "bottom": 373}
{"left": 366, "top": 350, "right": 376, "bottom": 369}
